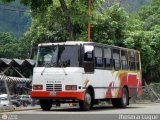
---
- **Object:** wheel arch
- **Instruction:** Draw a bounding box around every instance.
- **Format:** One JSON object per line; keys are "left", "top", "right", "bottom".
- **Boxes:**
{"left": 123, "top": 85, "right": 129, "bottom": 96}
{"left": 86, "top": 85, "right": 95, "bottom": 100}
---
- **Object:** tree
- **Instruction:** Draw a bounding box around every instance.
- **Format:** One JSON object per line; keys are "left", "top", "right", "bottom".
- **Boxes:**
{"left": 3, "top": 0, "right": 160, "bottom": 84}
{"left": 138, "top": 0, "right": 160, "bottom": 30}
{"left": 91, "top": 3, "right": 128, "bottom": 46}
{"left": 2, "top": 0, "right": 104, "bottom": 41}
{"left": 59, "top": 0, "right": 74, "bottom": 41}
{"left": 19, "top": 0, "right": 104, "bottom": 46}
{"left": 123, "top": 0, "right": 160, "bottom": 83}
{"left": 93, "top": 1, "right": 160, "bottom": 83}
{"left": 0, "top": 32, "right": 30, "bottom": 58}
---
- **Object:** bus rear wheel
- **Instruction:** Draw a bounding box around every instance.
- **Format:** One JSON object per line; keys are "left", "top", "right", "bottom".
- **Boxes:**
{"left": 79, "top": 90, "right": 92, "bottom": 111}
{"left": 111, "top": 87, "right": 128, "bottom": 108}
{"left": 40, "top": 99, "right": 53, "bottom": 111}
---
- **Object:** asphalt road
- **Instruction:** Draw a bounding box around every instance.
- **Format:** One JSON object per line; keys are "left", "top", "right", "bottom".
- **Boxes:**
{"left": 1, "top": 103, "right": 160, "bottom": 120}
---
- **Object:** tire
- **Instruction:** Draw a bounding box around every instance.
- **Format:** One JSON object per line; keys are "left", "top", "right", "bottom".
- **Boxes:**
{"left": 40, "top": 99, "right": 53, "bottom": 111}
{"left": 111, "top": 87, "right": 128, "bottom": 108}
{"left": 79, "top": 90, "right": 92, "bottom": 111}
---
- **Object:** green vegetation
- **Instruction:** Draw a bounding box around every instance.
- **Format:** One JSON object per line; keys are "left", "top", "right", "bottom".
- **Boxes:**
{"left": 0, "top": 32, "right": 30, "bottom": 58}
{"left": 0, "top": 0, "right": 160, "bottom": 83}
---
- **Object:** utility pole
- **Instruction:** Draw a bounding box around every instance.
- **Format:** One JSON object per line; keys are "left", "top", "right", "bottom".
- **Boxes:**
{"left": 88, "top": 0, "right": 91, "bottom": 42}
{"left": 1, "top": 73, "right": 11, "bottom": 105}
{"left": 3, "top": 75, "right": 11, "bottom": 104}
{"left": 0, "top": 67, "right": 12, "bottom": 105}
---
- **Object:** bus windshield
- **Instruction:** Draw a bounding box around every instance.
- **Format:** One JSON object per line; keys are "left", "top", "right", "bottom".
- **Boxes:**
{"left": 36, "top": 45, "right": 80, "bottom": 67}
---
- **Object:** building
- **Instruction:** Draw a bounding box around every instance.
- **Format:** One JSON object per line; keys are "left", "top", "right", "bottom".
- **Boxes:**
{"left": 0, "top": 58, "right": 35, "bottom": 95}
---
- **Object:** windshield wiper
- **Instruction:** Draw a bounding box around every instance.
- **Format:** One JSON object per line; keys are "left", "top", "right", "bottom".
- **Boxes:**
{"left": 41, "top": 66, "right": 46, "bottom": 76}
{"left": 41, "top": 63, "right": 50, "bottom": 75}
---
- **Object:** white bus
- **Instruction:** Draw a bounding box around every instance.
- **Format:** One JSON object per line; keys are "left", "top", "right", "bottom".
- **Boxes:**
{"left": 31, "top": 41, "right": 142, "bottom": 111}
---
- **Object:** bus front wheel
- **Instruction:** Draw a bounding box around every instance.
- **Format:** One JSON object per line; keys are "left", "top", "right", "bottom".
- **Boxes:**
{"left": 79, "top": 90, "right": 92, "bottom": 111}
{"left": 111, "top": 87, "right": 128, "bottom": 108}
{"left": 40, "top": 99, "right": 53, "bottom": 111}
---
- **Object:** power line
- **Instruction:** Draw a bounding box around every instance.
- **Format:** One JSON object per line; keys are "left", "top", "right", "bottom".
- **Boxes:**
{"left": 0, "top": 7, "right": 26, "bottom": 12}
{"left": 0, "top": 5, "right": 30, "bottom": 35}
{"left": 0, "top": 3, "right": 28, "bottom": 13}
{"left": 0, "top": 3, "right": 26, "bottom": 10}
{"left": 0, "top": 3, "right": 48, "bottom": 14}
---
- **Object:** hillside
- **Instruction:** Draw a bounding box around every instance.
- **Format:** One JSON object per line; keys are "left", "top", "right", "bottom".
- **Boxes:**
{"left": 104, "top": 0, "right": 150, "bottom": 12}
{"left": 120, "top": 0, "right": 151, "bottom": 12}
{"left": 0, "top": 0, "right": 31, "bottom": 37}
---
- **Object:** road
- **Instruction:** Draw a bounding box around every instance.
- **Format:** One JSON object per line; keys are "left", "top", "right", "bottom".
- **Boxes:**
{"left": 1, "top": 103, "right": 160, "bottom": 120}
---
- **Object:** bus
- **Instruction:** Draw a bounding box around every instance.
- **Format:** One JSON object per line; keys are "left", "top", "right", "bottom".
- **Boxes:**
{"left": 31, "top": 41, "right": 142, "bottom": 111}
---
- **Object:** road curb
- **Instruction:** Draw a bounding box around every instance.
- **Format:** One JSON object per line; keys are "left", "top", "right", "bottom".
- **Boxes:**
{"left": 0, "top": 106, "right": 15, "bottom": 112}
{"left": 0, "top": 106, "right": 41, "bottom": 113}
{"left": 14, "top": 107, "right": 41, "bottom": 112}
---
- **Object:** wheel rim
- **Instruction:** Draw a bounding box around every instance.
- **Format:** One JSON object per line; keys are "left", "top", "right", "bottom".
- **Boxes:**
{"left": 85, "top": 93, "right": 91, "bottom": 105}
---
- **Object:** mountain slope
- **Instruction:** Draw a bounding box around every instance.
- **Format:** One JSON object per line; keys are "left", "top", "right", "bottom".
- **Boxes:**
{"left": 104, "top": 0, "right": 150, "bottom": 12}
{"left": 0, "top": 0, "right": 30, "bottom": 37}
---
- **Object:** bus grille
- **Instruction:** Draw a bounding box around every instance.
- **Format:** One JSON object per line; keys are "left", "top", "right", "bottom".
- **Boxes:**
{"left": 46, "top": 84, "right": 62, "bottom": 91}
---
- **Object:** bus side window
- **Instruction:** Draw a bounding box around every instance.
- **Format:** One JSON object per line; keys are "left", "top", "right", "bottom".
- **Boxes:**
{"left": 135, "top": 52, "right": 140, "bottom": 70}
{"left": 84, "top": 45, "right": 94, "bottom": 62}
{"left": 121, "top": 50, "right": 128, "bottom": 70}
{"left": 104, "top": 47, "right": 112, "bottom": 69}
{"left": 129, "top": 51, "right": 136, "bottom": 70}
{"left": 95, "top": 47, "right": 103, "bottom": 68}
{"left": 83, "top": 45, "right": 94, "bottom": 72}
{"left": 112, "top": 48, "right": 120, "bottom": 70}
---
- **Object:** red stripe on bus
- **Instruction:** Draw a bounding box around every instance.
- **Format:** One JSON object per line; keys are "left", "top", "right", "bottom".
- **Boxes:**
{"left": 31, "top": 91, "right": 85, "bottom": 101}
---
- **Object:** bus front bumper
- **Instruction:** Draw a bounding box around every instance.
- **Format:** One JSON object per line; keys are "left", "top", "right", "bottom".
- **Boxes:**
{"left": 31, "top": 91, "right": 85, "bottom": 101}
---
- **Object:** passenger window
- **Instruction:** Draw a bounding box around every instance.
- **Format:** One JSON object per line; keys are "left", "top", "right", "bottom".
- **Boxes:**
{"left": 129, "top": 51, "right": 136, "bottom": 70}
{"left": 135, "top": 52, "right": 140, "bottom": 70}
{"left": 84, "top": 45, "right": 94, "bottom": 62}
{"left": 104, "top": 47, "right": 112, "bottom": 69}
{"left": 95, "top": 47, "right": 103, "bottom": 68}
{"left": 83, "top": 45, "right": 94, "bottom": 72}
{"left": 121, "top": 50, "right": 128, "bottom": 70}
{"left": 113, "top": 48, "right": 120, "bottom": 70}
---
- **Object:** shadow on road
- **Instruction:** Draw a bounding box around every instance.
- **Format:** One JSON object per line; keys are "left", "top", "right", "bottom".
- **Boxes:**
{"left": 47, "top": 105, "right": 144, "bottom": 112}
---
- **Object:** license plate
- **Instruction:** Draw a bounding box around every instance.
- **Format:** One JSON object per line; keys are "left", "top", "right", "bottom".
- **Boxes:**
{"left": 50, "top": 91, "right": 56, "bottom": 96}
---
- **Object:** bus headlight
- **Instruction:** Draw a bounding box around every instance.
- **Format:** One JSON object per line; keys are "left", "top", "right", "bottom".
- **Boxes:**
{"left": 65, "top": 85, "right": 77, "bottom": 90}
{"left": 33, "top": 84, "right": 43, "bottom": 90}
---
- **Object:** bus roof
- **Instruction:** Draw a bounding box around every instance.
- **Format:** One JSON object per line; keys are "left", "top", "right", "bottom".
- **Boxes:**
{"left": 38, "top": 41, "right": 93, "bottom": 46}
{"left": 38, "top": 41, "right": 139, "bottom": 52}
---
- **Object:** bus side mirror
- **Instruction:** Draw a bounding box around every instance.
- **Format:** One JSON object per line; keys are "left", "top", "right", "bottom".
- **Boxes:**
{"left": 83, "top": 61, "right": 94, "bottom": 73}
{"left": 29, "top": 47, "right": 38, "bottom": 59}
